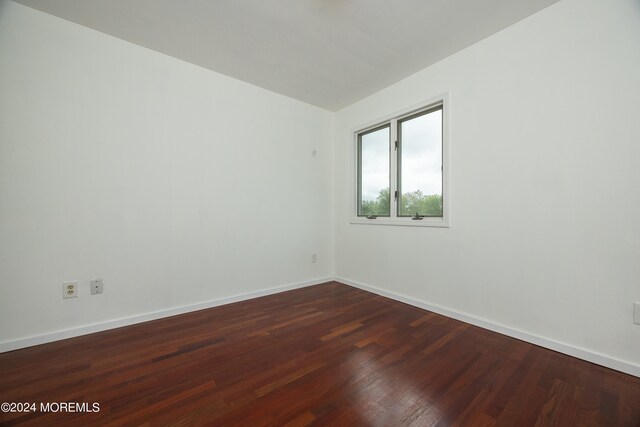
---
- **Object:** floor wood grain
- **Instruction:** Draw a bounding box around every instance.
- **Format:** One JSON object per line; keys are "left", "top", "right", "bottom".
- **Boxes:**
{"left": 1, "top": 282, "right": 639, "bottom": 426}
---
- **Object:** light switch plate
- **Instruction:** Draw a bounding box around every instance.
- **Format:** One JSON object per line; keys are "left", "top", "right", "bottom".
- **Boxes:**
{"left": 634, "top": 302, "right": 640, "bottom": 325}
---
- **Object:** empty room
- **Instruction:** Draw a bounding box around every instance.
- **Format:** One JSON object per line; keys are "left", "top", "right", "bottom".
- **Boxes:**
{"left": 1, "top": 0, "right": 639, "bottom": 425}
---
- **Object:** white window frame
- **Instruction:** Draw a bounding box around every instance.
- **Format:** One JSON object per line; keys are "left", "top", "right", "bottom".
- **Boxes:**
{"left": 349, "top": 93, "right": 450, "bottom": 227}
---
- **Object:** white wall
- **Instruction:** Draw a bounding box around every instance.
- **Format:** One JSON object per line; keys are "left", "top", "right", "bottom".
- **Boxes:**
{"left": 0, "top": 1, "right": 333, "bottom": 346}
{"left": 334, "top": 0, "right": 640, "bottom": 373}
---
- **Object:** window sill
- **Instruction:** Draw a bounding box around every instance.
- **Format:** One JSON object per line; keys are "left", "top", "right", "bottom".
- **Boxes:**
{"left": 350, "top": 217, "right": 449, "bottom": 228}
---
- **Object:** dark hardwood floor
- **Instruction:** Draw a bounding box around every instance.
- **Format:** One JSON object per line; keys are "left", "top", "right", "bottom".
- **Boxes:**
{"left": 1, "top": 282, "right": 639, "bottom": 426}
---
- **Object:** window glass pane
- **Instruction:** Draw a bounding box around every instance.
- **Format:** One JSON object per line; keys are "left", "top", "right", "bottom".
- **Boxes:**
{"left": 399, "top": 108, "right": 442, "bottom": 217}
{"left": 358, "top": 126, "right": 390, "bottom": 216}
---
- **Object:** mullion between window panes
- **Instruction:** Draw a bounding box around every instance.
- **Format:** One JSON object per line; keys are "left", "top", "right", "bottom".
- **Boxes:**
{"left": 390, "top": 119, "right": 397, "bottom": 218}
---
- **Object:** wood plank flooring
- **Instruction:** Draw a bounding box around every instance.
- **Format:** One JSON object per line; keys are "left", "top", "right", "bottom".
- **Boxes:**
{"left": 1, "top": 282, "right": 639, "bottom": 426}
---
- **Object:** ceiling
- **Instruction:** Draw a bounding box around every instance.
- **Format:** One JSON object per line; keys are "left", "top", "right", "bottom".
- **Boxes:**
{"left": 13, "top": 0, "right": 560, "bottom": 111}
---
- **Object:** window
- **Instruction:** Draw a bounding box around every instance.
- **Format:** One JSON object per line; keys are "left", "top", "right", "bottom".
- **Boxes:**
{"left": 352, "top": 96, "right": 448, "bottom": 227}
{"left": 357, "top": 124, "right": 390, "bottom": 217}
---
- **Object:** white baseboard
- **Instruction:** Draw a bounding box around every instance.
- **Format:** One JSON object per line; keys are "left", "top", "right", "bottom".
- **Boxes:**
{"left": 5, "top": 275, "right": 638, "bottom": 378}
{"left": 0, "top": 276, "right": 332, "bottom": 353}
{"left": 336, "top": 277, "right": 640, "bottom": 378}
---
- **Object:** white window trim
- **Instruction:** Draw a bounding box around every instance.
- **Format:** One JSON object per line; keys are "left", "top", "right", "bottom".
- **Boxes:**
{"left": 349, "top": 93, "right": 450, "bottom": 228}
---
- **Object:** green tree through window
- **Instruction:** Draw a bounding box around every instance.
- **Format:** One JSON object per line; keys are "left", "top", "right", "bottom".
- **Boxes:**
{"left": 360, "top": 188, "right": 390, "bottom": 216}
{"left": 400, "top": 190, "right": 442, "bottom": 217}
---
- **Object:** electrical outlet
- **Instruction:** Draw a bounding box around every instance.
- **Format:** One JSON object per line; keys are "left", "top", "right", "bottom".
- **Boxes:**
{"left": 634, "top": 302, "right": 640, "bottom": 325}
{"left": 311, "top": 254, "right": 317, "bottom": 263}
{"left": 63, "top": 281, "right": 78, "bottom": 299}
{"left": 90, "top": 279, "right": 103, "bottom": 295}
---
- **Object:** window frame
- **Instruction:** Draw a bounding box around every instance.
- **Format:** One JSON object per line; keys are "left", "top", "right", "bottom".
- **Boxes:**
{"left": 350, "top": 93, "right": 450, "bottom": 227}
